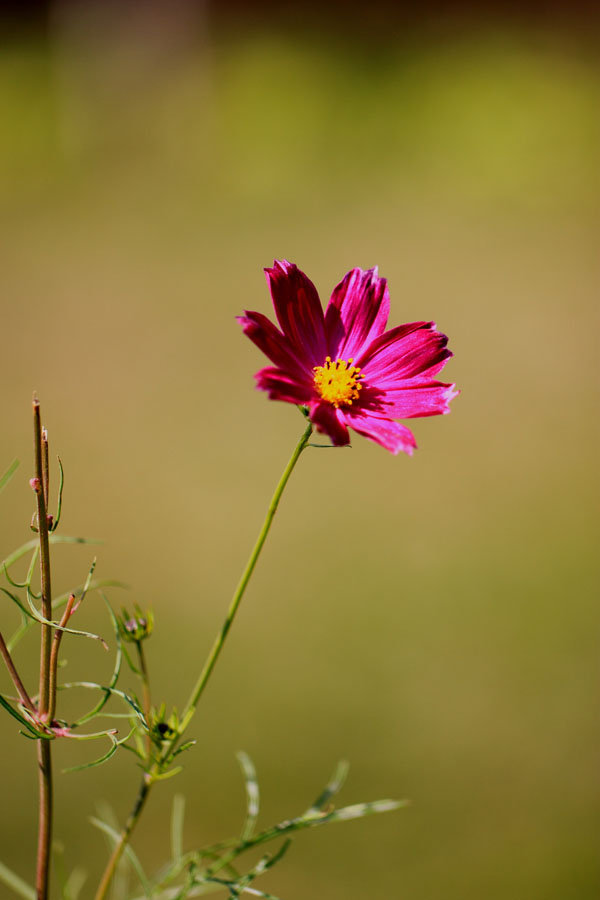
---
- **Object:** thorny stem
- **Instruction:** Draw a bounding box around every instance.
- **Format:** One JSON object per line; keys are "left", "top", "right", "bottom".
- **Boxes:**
{"left": 33, "top": 398, "right": 55, "bottom": 900}
{"left": 93, "top": 421, "right": 313, "bottom": 900}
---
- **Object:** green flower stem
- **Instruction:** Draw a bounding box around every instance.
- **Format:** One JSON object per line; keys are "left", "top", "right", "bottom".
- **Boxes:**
{"left": 137, "top": 641, "right": 152, "bottom": 758}
{"left": 93, "top": 421, "right": 313, "bottom": 900}
{"left": 178, "top": 419, "right": 313, "bottom": 732}
{"left": 33, "top": 399, "right": 54, "bottom": 900}
{"left": 93, "top": 775, "right": 151, "bottom": 900}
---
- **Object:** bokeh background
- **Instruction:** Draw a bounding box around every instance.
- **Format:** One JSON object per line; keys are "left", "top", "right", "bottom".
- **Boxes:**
{"left": 0, "top": 1, "right": 598, "bottom": 897}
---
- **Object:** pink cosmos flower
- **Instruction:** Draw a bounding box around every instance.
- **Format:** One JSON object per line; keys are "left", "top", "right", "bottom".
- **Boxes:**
{"left": 238, "top": 261, "right": 458, "bottom": 455}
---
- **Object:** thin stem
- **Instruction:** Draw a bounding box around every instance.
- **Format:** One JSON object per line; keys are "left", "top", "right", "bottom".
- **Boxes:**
{"left": 179, "top": 420, "right": 313, "bottom": 730}
{"left": 33, "top": 398, "right": 55, "bottom": 900}
{"left": 33, "top": 400, "right": 53, "bottom": 716}
{"left": 93, "top": 776, "right": 151, "bottom": 900}
{"left": 93, "top": 422, "right": 313, "bottom": 900}
{"left": 47, "top": 594, "right": 76, "bottom": 723}
{"left": 137, "top": 642, "right": 152, "bottom": 758}
{"left": 36, "top": 740, "right": 53, "bottom": 900}
{"left": 41, "top": 428, "right": 49, "bottom": 509}
{"left": 0, "top": 630, "right": 36, "bottom": 712}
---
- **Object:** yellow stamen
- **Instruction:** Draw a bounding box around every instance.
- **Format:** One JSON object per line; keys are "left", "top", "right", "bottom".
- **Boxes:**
{"left": 313, "top": 356, "right": 364, "bottom": 408}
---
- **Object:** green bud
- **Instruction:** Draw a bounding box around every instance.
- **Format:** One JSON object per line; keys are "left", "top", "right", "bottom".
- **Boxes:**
{"left": 118, "top": 605, "right": 154, "bottom": 643}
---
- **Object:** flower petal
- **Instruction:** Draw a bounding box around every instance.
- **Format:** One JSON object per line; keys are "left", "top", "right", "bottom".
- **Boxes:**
{"left": 378, "top": 381, "right": 459, "bottom": 418}
{"left": 325, "top": 267, "right": 390, "bottom": 360}
{"left": 237, "top": 311, "right": 308, "bottom": 378}
{"left": 309, "top": 401, "right": 350, "bottom": 446}
{"left": 254, "top": 367, "right": 314, "bottom": 404}
{"left": 265, "top": 260, "right": 327, "bottom": 367}
{"left": 342, "top": 410, "right": 417, "bottom": 456}
{"left": 358, "top": 322, "right": 452, "bottom": 383}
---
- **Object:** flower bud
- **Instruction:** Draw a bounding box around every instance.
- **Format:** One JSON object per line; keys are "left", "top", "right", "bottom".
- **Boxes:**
{"left": 117, "top": 606, "right": 154, "bottom": 643}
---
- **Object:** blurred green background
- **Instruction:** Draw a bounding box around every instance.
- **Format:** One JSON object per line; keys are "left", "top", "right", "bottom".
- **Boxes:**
{"left": 0, "top": 1, "right": 598, "bottom": 897}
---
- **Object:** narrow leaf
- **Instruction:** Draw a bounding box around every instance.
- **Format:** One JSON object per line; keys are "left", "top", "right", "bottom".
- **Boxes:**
{"left": 305, "top": 759, "right": 349, "bottom": 815}
{"left": 19, "top": 585, "right": 104, "bottom": 649}
{"left": 2, "top": 559, "right": 34, "bottom": 589}
{"left": 0, "top": 860, "right": 35, "bottom": 900}
{"left": 59, "top": 681, "right": 146, "bottom": 724}
{"left": 198, "top": 880, "right": 283, "bottom": 900}
{"left": 225, "top": 795, "right": 407, "bottom": 860}
{"left": 7, "top": 578, "right": 128, "bottom": 651}
{"left": 51, "top": 455, "right": 65, "bottom": 531}
{"left": 307, "top": 798, "right": 408, "bottom": 825}
{"left": 74, "top": 594, "right": 122, "bottom": 725}
{"left": 23, "top": 578, "right": 108, "bottom": 648}
{"left": 239, "top": 889, "right": 283, "bottom": 899}
{"left": 237, "top": 840, "right": 290, "bottom": 888}
{"left": 171, "top": 794, "right": 186, "bottom": 863}
{"left": 237, "top": 751, "right": 260, "bottom": 841}
{"left": 1, "top": 586, "right": 35, "bottom": 623}
{"left": 153, "top": 766, "right": 183, "bottom": 782}
{"left": 169, "top": 739, "right": 196, "bottom": 761}
{"left": 0, "top": 459, "right": 19, "bottom": 495}
{"left": 0, "top": 693, "right": 48, "bottom": 739}
{"left": 1, "top": 535, "right": 101, "bottom": 573}
{"left": 89, "top": 817, "right": 152, "bottom": 895}
{"left": 63, "top": 738, "right": 118, "bottom": 773}
{"left": 94, "top": 802, "right": 129, "bottom": 900}
{"left": 63, "top": 867, "right": 87, "bottom": 900}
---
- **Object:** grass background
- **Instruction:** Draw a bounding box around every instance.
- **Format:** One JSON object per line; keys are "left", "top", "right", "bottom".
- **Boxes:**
{"left": 0, "top": 3, "right": 598, "bottom": 897}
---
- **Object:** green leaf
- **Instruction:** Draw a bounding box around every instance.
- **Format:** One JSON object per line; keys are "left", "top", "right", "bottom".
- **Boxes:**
{"left": 153, "top": 766, "right": 183, "bottom": 782}
{"left": 0, "top": 692, "right": 48, "bottom": 739}
{"left": 169, "top": 739, "right": 196, "bottom": 761}
{"left": 242, "top": 889, "right": 284, "bottom": 899}
{"left": 53, "top": 842, "right": 88, "bottom": 900}
{"left": 1, "top": 534, "right": 101, "bottom": 573}
{"left": 17, "top": 558, "right": 109, "bottom": 648}
{"left": 7, "top": 578, "right": 128, "bottom": 652}
{"left": 62, "top": 867, "right": 87, "bottom": 900}
{"left": 0, "top": 459, "right": 19, "bottom": 495}
{"left": 236, "top": 751, "right": 260, "bottom": 841}
{"left": 236, "top": 840, "right": 291, "bottom": 890}
{"left": 197, "top": 879, "right": 284, "bottom": 900}
{"left": 171, "top": 794, "right": 186, "bottom": 864}
{"left": 1, "top": 586, "right": 34, "bottom": 622}
{"left": 205, "top": 789, "right": 407, "bottom": 873}
{"left": 74, "top": 594, "right": 123, "bottom": 725}
{"left": 89, "top": 817, "right": 151, "bottom": 895}
{"left": 0, "top": 859, "right": 35, "bottom": 900}
{"left": 303, "top": 797, "right": 408, "bottom": 826}
{"left": 304, "top": 759, "right": 349, "bottom": 815}
{"left": 2, "top": 545, "right": 40, "bottom": 595}
{"left": 62, "top": 726, "right": 135, "bottom": 774}
{"left": 50, "top": 455, "right": 65, "bottom": 532}
{"left": 94, "top": 802, "right": 129, "bottom": 900}
{"left": 59, "top": 681, "right": 146, "bottom": 726}
{"left": 63, "top": 739, "right": 118, "bottom": 768}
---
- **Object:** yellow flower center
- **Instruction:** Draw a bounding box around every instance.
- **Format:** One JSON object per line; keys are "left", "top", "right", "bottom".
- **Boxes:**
{"left": 313, "top": 356, "right": 364, "bottom": 408}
